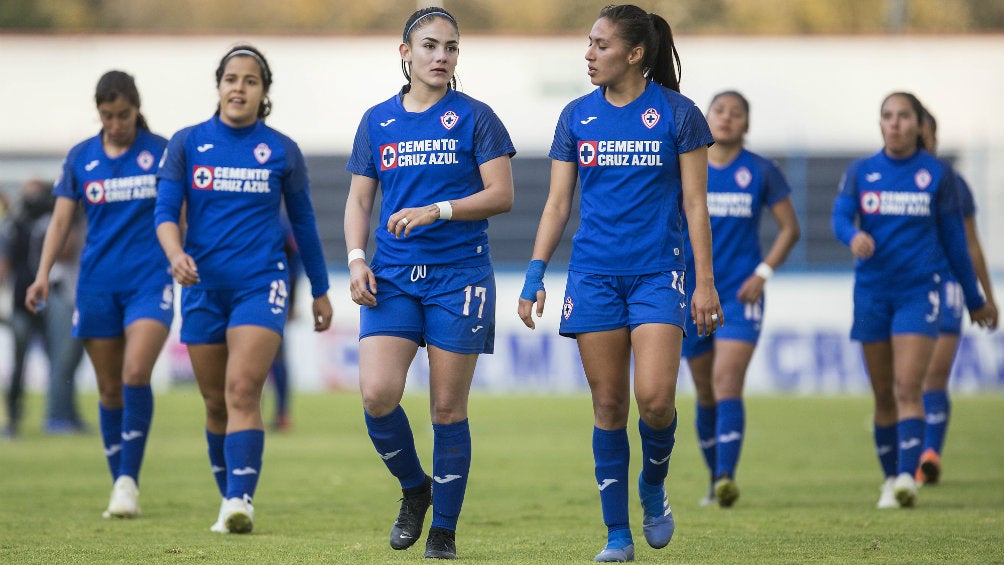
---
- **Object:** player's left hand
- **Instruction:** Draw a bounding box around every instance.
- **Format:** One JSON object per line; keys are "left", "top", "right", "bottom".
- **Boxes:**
{"left": 970, "top": 301, "right": 998, "bottom": 330}
{"left": 736, "top": 274, "right": 765, "bottom": 303}
{"left": 387, "top": 204, "right": 442, "bottom": 239}
{"left": 691, "top": 282, "right": 724, "bottom": 337}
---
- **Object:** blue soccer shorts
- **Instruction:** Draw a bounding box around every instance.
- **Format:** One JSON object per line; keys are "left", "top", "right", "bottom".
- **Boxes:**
{"left": 851, "top": 280, "right": 940, "bottom": 342}
{"left": 558, "top": 270, "right": 688, "bottom": 338}
{"left": 180, "top": 277, "right": 290, "bottom": 344}
{"left": 937, "top": 278, "right": 964, "bottom": 335}
{"left": 682, "top": 293, "right": 763, "bottom": 358}
{"left": 73, "top": 284, "right": 174, "bottom": 338}
{"left": 359, "top": 263, "right": 496, "bottom": 354}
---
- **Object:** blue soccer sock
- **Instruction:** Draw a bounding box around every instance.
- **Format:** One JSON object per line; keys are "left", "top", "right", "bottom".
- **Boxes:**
{"left": 715, "top": 398, "right": 745, "bottom": 479}
{"left": 99, "top": 403, "right": 124, "bottom": 482}
{"left": 120, "top": 385, "right": 153, "bottom": 484}
{"left": 430, "top": 419, "right": 471, "bottom": 531}
{"left": 270, "top": 347, "right": 289, "bottom": 419}
{"left": 639, "top": 413, "right": 676, "bottom": 487}
{"left": 593, "top": 427, "right": 631, "bottom": 543}
{"left": 206, "top": 429, "right": 227, "bottom": 497}
{"left": 897, "top": 418, "right": 924, "bottom": 476}
{"left": 874, "top": 423, "right": 897, "bottom": 478}
{"left": 695, "top": 403, "right": 717, "bottom": 481}
{"left": 224, "top": 429, "right": 265, "bottom": 503}
{"left": 365, "top": 406, "right": 426, "bottom": 489}
{"left": 922, "top": 390, "right": 950, "bottom": 455}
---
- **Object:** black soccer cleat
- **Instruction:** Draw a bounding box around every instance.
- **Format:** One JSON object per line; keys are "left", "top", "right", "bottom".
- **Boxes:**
{"left": 390, "top": 475, "right": 433, "bottom": 550}
{"left": 423, "top": 526, "right": 457, "bottom": 559}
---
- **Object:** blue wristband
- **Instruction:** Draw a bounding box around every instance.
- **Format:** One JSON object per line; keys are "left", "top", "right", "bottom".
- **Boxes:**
{"left": 520, "top": 260, "right": 547, "bottom": 301}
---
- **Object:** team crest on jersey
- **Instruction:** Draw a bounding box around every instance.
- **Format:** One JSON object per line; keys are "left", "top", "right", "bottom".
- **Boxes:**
{"left": 192, "top": 166, "right": 214, "bottom": 190}
{"left": 734, "top": 166, "right": 752, "bottom": 189}
{"left": 860, "top": 191, "right": 881, "bottom": 214}
{"left": 562, "top": 296, "right": 574, "bottom": 320}
{"left": 380, "top": 143, "right": 398, "bottom": 170}
{"left": 253, "top": 143, "right": 272, "bottom": 164}
{"left": 85, "top": 181, "right": 105, "bottom": 204}
{"left": 137, "top": 150, "right": 155, "bottom": 171}
{"left": 914, "top": 168, "right": 932, "bottom": 190}
{"left": 641, "top": 108, "right": 660, "bottom": 129}
{"left": 441, "top": 110, "right": 459, "bottom": 130}
{"left": 578, "top": 141, "right": 598, "bottom": 167}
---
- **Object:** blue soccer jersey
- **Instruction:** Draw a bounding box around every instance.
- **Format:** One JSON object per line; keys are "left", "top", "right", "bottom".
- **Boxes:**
{"left": 54, "top": 128, "right": 171, "bottom": 292}
{"left": 347, "top": 89, "right": 516, "bottom": 267}
{"left": 832, "top": 149, "right": 983, "bottom": 311}
{"left": 155, "top": 116, "right": 329, "bottom": 297}
{"left": 549, "top": 81, "right": 713, "bottom": 275}
{"left": 683, "top": 149, "right": 791, "bottom": 296}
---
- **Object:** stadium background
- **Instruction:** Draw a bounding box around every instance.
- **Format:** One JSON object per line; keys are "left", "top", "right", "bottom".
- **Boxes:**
{"left": 1, "top": 27, "right": 1002, "bottom": 396}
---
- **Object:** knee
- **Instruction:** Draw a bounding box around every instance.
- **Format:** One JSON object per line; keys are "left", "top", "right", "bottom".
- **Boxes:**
{"left": 429, "top": 404, "right": 466, "bottom": 425}
{"left": 225, "top": 379, "right": 261, "bottom": 414}
{"left": 361, "top": 395, "right": 397, "bottom": 418}
{"left": 637, "top": 397, "right": 675, "bottom": 428}
{"left": 120, "top": 362, "right": 152, "bottom": 388}
{"left": 592, "top": 396, "right": 630, "bottom": 428}
{"left": 98, "top": 387, "right": 123, "bottom": 409}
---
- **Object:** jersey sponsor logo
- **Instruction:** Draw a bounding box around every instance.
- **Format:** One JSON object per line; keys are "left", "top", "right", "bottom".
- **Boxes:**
{"left": 914, "top": 168, "right": 932, "bottom": 190}
{"left": 192, "top": 166, "right": 272, "bottom": 192}
{"left": 718, "top": 431, "right": 743, "bottom": 443}
{"left": 121, "top": 430, "right": 145, "bottom": 441}
{"left": 734, "top": 166, "right": 752, "bottom": 189}
{"left": 137, "top": 150, "right": 155, "bottom": 171}
{"left": 648, "top": 455, "right": 671, "bottom": 465}
{"left": 579, "top": 140, "right": 664, "bottom": 167}
{"left": 440, "top": 110, "right": 459, "bottom": 130}
{"left": 104, "top": 443, "right": 123, "bottom": 457}
{"left": 580, "top": 116, "right": 597, "bottom": 125}
{"left": 85, "top": 175, "right": 158, "bottom": 204}
{"left": 641, "top": 107, "right": 660, "bottom": 129}
{"left": 578, "top": 141, "right": 598, "bottom": 166}
{"left": 860, "top": 190, "right": 931, "bottom": 216}
{"left": 434, "top": 474, "right": 463, "bottom": 484}
{"left": 84, "top": 159, "right": 100, "bottom": 172}
{"left": 380, "top": 143, "right": 398, "bottom": 170}
{"left": 562, "top": 295, "right": 574, "bottom": 320}
{"left": 899, "top": 438, "right": 921, "bottom": 450}
{"left": 597, "top": 478, "right": 618, "bottom": 491}
{"left": 232, "top": 467, "right": 258, "bottom": 476}
{"left": 379, "top": 118, "right": 396, "bottom": 127}
{"left": 382, "top": 139, "right": 459, "bottom": 169}
{"left": 865, "top": 172, "right": 882, "bottom": 183}
{"left": 471, "top": 325, "right": 484, "bottom": 333}
{"left": 254, "top": 142, "right": 272, "bottom": 164}
{"left": 707, "top": 192, "right": 753, "bottom": 218}
{"left": 380, "top": 449, "right": 402, "bottom": 460}
{"left": 197, "top": 143, "right": 214, "bottom": 153}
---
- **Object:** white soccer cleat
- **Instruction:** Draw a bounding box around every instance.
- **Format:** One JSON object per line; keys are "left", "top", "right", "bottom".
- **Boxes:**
{"left": 893, "top": 472, "right": 917, "bottom": 508}
{"left": 221, "top": 496, "right": 254, "bottom": 534}
{"left": 103, "top": 475, "right": 140, "bottom": 519}
{"left": 210, "top": 498, "right": 229, "bottom": 533}
{"left": 876, "top": 477, "right": 897, "bottom": 509}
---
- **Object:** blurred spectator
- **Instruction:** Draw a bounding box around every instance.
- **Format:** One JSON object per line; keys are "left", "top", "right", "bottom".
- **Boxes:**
{"left": 0, "top": 178, "right": 86, "bottom": 438}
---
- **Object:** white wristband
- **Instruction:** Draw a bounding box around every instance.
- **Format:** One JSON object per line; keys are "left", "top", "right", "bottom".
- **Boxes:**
{"left": 754, "top": 262, "right": 774, "bottom": 280}
{"left": 435, "top": 200, "right": 453, "bottom": 221}
{"left": 347, "top": 248, "right": 366, "bottom": 266}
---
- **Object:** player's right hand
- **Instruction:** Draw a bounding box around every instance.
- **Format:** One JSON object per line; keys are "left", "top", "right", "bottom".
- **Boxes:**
{"left": 24, "top": 278, "right": 49, "bottom": 314}
{"left": 169, "top": 252, "right": 200, "bottom": 286}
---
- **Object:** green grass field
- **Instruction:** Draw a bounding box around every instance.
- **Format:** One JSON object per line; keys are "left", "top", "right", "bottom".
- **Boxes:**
{"left": 2, "top": 391, "right": 1002, "bottom": 564}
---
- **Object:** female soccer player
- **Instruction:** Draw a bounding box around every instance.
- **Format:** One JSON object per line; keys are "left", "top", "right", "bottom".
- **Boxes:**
{"left": 916, "top": 108, "right": 998, "bottom": 485}
{"left": 832, "top": 92, "right": 994, "bottom": 509}
{"left": 26, "top": 70, "right": 171, "bottom": 519}
{"left": 518, "top": 5, "right": 720, "bottom": 561}
{"left": 344, "top": 7, "right": 514, "bottom": 559}
{"left": 684, "top": 91, "right": 801, "bottom": 509}
{"left": 155, "top": 45, "right": 332, "bottom": 533}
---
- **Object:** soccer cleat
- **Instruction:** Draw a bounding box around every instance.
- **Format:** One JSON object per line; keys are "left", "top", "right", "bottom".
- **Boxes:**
{"left": 876, "top": 477, "right": 897, "bottom": 509}
{"left": 698, "top": 484, "right": 717, "bottom": 507}
{"left": 594, "top": 543, "right": 635, "bottom": 562}
{"left": 893, "top": 472, "right": 917, "bottom": 508}
{"left": 916, "top": 448, "right": 941, "bottom": 486}
{"left": 713, "top": 474, "right": 740, "bottom": 508}
{"left": 221, "top": 496, "right": 255, "bottom": 534}
{"left": 210, "top": 498, "right": 228, "bottom": 533}
{"left": 423, "top": 526, "right": 457, "bottom": 559}
{"left": 638, "top": 474, "right": 674, "bottom": 549}
{"left": 103, "top": 475, "right": 140, "bottom": 519}
{"left": 390, "top": 475, "right": 432, "bottom": 550}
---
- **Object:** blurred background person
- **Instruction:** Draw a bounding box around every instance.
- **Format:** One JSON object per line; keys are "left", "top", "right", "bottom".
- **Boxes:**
{"left": 915, "top": 106, "right": 998, "bottom": 486}
{"left": 0, "top": 178, "right": 85, "bottom": 439}
{"left": 683, "top": 90, "right": 801, "bottom": 508}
